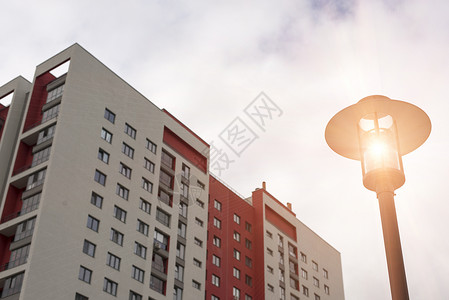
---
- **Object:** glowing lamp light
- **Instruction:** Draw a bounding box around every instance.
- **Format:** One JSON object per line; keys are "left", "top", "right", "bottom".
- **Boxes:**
{"left": 325, "top": 95, "right": 431, "bottom": 300}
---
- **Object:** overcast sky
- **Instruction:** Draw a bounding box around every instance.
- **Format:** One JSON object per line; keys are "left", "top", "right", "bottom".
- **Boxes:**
{"left": 2, "top": 0, "right": 449, "bottom": 299}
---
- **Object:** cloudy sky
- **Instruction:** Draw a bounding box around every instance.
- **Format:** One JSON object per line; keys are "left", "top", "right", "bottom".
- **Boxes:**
{"left": 2, "top": 0, "right": 449, "bottom": 299}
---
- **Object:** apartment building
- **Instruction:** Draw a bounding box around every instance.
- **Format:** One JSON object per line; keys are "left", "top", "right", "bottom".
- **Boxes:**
{"left": 0, "top": 44, "right": 344, "bottom": 300}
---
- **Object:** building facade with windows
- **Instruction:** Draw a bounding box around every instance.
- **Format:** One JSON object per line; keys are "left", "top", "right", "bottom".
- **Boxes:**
{"left": 0, "top": 44, "right": 344, "bottom": 300}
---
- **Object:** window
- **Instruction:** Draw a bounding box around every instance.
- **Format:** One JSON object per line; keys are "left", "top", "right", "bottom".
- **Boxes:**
{"left": 245, "top": 222, "right": 252, "bottom": 232}
{"left": 314, "top": 294, "right": 321, "bottom": 300}
{"left": 324, "top": 285, "right": 330, "bottom": 295}
{"left": 119, "top": 163, "right": 132, "bottom": 178}
{"left": 214, "top": 200, "right": 222, "bottom": 211}
{"left": 129, "top": 291, "right": 142, "bottom": 300}
{"left": 154, "top": 230, "right": 169, "bottom": 250}
{"left": 144, "top": 158, "right": 155, "bottom": 173}
{"left": 279, "top": 252, "right": 284, "bottom": 265}
{"left": 174, "top": 287, "right": 183, "bottom": 300}
{"left": 161, "top": 150, "right": 174, "bottom": 169}
{"left": 75, "top": 293, "right": 88, "bottom": 300}
{"left": 122, "top": 142, "right": 134, "bottom": 158}
{"left": 174, "top": 264, "right": 184, "bottom": 282}
{"left": 132, "top": 265, "right": 144, "bottom": 283}
{"left": 245, "top": 256, "right": 252, "bottom": 268}
{"left": 103, "top": 278, "right": 118, "bottom": 296}
{"left": 142, "top": 177, "right": 153, "bottom": 193}
{"left": 26, "top": 169, "right": 46, "bottom": 190}
{"left": 87, "top": 215, "right": 99, "bottom": 232}
{"left": 288, "top": 243, "right": 297, "bottom": 258}
{"left": 313, "top": 277, "right": 320, "bottom": 287}
{"left": 279, "top": 235, "right": 284, "bottom": 248}
{"left": 312, "top": 261, "right": 318, "bottom": 271}
{"left": 212, "top": 296, "right": 219, "bottom": 300}
{"left": 233, "top": 249, "right": 240, "bottom": 260}
{"left": 266, "top": 230, "right": 273, "bottom": 238}
{"left": 267, "top": 266, "right": 273, "bottom": 273}
{"left": 290, "top": 278, "right": 299, "bottom": 290}
{"left": 245, "top": 238, "right": 252, "bottom": 249}
{"left": 106, "top": 252, "right": 121, "bottom": 270}
{"left": 197, "top": 180, "right": 205, "bottom": 189}
{"left": 212, "top": 274, "right": 220, "bottom": 287}
{"left": 234, "top": 231, "right": 241, "bottom": 242}
{"left": 37, "top": 124, "right": 55, "bottom": 144}
{"left": 110, "top": 228, "right": 124, "bottom": 246}
{"left": 301, "top": 269, "right": 308, "bottom": 279}
{"left": 196, "top": 199, "right": 204, "bottom": 208}
{"left": 94, "top": 170, "right": 106, "bottom": 186}
{"left": 195, "top": 218, "right": 204, "bottom": 227}
{"left": 176, "top": 242, "right": 185, "bottom": 260}
{"left": 31, "top": 147, "right": 51, "bottom": 167}
{"left": 21, "top": 193, "right": 40, "bottom": 215}
{"left": 83, "top": 240, "right": 96, "bottom": 257}
{"left": 192, "top": 280, "right": 201, "bottom": 290}
{"left": 159, "top": 188, "right": 172, "bottom": 206}
{"left": 113, "top": 205, "right": 127, "bottom": 223}
{"left": 268, "top": 284, "right": 274, "bottom": 292}
{"left": 245, "top": 295, "right": 252, "bottom": 300}
{"left": 139, "top": 198, "right": 151, "bottom": 214}
{"left": 233, "top": 287, "right": 240, "bottom": 298}
{"left": 180, "top": 182, "right": 189, "bottom": 199}
{"left": 234, "top": 213, "right": 240, "bottom": 224}
{"left": 134, "top": 242, "right": 147, "bottom": 259}
{"left": 323, "top": 269, "right": 329, "bottom": 279}
{"left": 280, "top": 269, "right": 285, "bottom": 283}
{"left": 245, "top": 275, "right": 252, "bottom": 286}
{"left": 302, "top": 286, "right": 309, "bottom": 297}
{"left": 104, "top": 108, "right": 115, "bottom": 123}
{"left": 280, "top": 287, "right": 286, "bottom": 300}
{"left": 193, "top": 258, "right": 202, "bottom": 268}
{"left": 212, "top": 255, "right": 221, "bottom": 267}
{"left": 14, "top": 217, "right": 36, "bottom": 242}
{"left": 213, "top": 217, "right": 221, "bottom": 229}
{"left": 89, "top": 192, "right": 103, "bottom": 208}
{"left": 116, "top": 183, "right": 129, "bottom": 200}
{"left": 42, "top": 104, "right": 59, "bottom": 122}
{"left": 124, "top": 123, "right": 136, "bottom": 139}
{"left": 194, "top": 238, "right": 203, "bottom": 247}
{"left": 267, "top": 248, "right": 273, "bottom": 256}
{"left": 233, "top": 267, "right": 240, "bottom": 279}
{"left": 2, "top": 272, "right": 24, "bottom": 297}
{"left": 101, "top": 128, "right": 112, "bottom": 143}
{"left": 156, "top": 208, "right": 171, "bottom": 227}
{"left": 181, "top": 164, "right": 190, "bottom": 179}
{"left": 152, "top": 252, "right": 168, "bottom": 273}
{"left": 150, "top": 275, "right": 165, "bottom": 294}
{"left": 78, "top": 266, "right": 92, "bottom": 283}
{"left": 146, "top": 139, "right": 157, "bottom": 153}
{"left": 213, "top": 236, "right": 221, "bottom": 248}
{"left": 291, "top": 295, "right": 300, "bottom": 300}
{"left": 301, "top": 252, "right": 307, "bottom": 263}
{"left": 137, "top": 219, "right": 149, "bottom": 236}
{"left": 178, "top": 221, "right": 186, "bottom": 238}
{"left": 46, "top": 84, "right": 64, "bottom": 103}
{"left": 179, "top": 202, "right": 188, "bottom": 217}
{"left": 290, "top": 260, "right": 298, "bottom": 275}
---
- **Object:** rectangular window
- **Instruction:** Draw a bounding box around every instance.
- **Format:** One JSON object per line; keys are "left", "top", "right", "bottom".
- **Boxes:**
{"left": 158, "top": 188, "right": 172, "bottom": 206}
{"left": 192, "top": 280, "right": 201, "bottom": 290}
{"left": 137, "top": 219, "right": 149, "bottom": 236}
{"left": 14, "top": 217, "right": 36, "bottom": 242}
{"left": 174, "top": 287, "right": 183, "bottom": 300}
{"left": 233, "top": 231, "right": 241, "bottom": 242}
{"left": 323, "top": 269, "right": 329, "bottom": 279}
{"left": 116, "top": 183, "right": 129, "bottom": 200}
{"left": 212, "top": 255, "right": 221, "bottom": 267}
{"left": 110, "top": 228, "right": 124, "bottom": 246}
{"left": 193, "top": 258, "right": 202, "bottom": 268}
{"left": 180, "top": 182, "right": 189, "bottom": 199}
{"left": 8, "top": 245, "right": 29, "bottom": 269}
{"left": 245, "top": 221, "right": 252, "bottom": 232}
{"left": 161, "top": 150, "right": 174, "bottom": 169}
{"left": 78, "top": 266, "right": 92, "bottom": 283}
{"left": 212, "top": 296, "right": 219, "bottom": 300}
{"left": 75, "top": 293, "right": 88, "bottom": 300}
{"left": 159, "top": 170, "right": 173, "bottom": 188}
{"left": 101, "top": 128, "right": 112, "bottom": 143}
{"left": 150, "top": 275, "right": 165, "bottom": 294}
{"left": 46, "top": 84, "right": 64, "bottom": 103}
{"left": 234, "top": 214, "right": 240, "bottom": 224}
{"left": 178, "top": 221, "right": 186, "bottom": 238}
{"left": 122, "top": 142, "right": 134, "bottom": 158}
{"left": 268, "top": 284, "right": 274, "bottom": 292}
{"left": 98, "top": 148, "right": 109, "bottom": 164}
{"left": 176, "top": 242, "right": 185, "bottom": 260}
{"left": 279, "top": 235, "right": 284, "bottom": 248}
{"left": 181, "top": 164, "right": 190, "bottom": 179}
{"left": 267, "top": 266, "right": 273, "bottom": 274}
{"left": 21, "top": 193, "right": 40, "bottom": 215}
{"left": 196, "top": 199, "right": 204, "bottom": 208}
{"left": 314, "top": 294, "right": 321, "bottom": 300}
{"left": 233, "top": 267, "right": 240, "bottom": 279}
{"left": 156, "top": 208, "right": 171, "bottom": 227}
{"left": 139, "top": 198, "right": 151, "bottom": 214}
{"left": 290, "top": 260, "right": 298, "bottom": 275}
{"left": 214, "top": 200, "right": 222, "bottom": 211}
{"left": 195, "top": 218, "right": 204, "bottom": 227}
{"left": 233, "top": 287, "right": 240, "bottom": 298}
{"left": 291, "top": 294, "right": 300, "bottom": 300}
{"left": 301, "top": 252, "right": 307, "bottom": 263}
{"left": 267, "top": 248, "right": 273, "bottom": 256}
{"left": 94, "top": 170, "right": 106, "bottom": 186}
{"left": 233, "top": 249, "right": 240, "bottom": 260}
{"left": 213, "top": 217, "right": 221, "bottom": 229}
{"left": 288, "top": 243, "right": 297, "bottom": 258}
{"left": 212, "top": 274, "right": 220, "bottom": 287}
{"left": 91, "top": 192, "right": 103, "bottom": 208}
{"left": 280, "top": 287, "right": 286, "bottom": 300}
{"left": 104, "top": 108, "right": 115, "bottom": 123}
{"left": 26, "top": 169, "right": 46, "bottom": 190}
{"left": 213, "top": 236, "right": 221, "bottom": 248}
{"left": 142, "top": 177, "right": 153, "bottom": 193}
{"left": 154, "top": 230, "right": 169, "bottom": 250}
{"left": 1, "top": 272, "right": 24, "bottom": 297}
{"left": 125, "top": 123, "right": 136, "bottom": 139}
{"left": 87, "top": 215, "right": 99, "bottom": 232}
{"left": 144, "top": 158, "right": 155, "bottom": 173}
{"left": 302, "top": 286, "right": 309, "bottom": 296}
{"left": 103, "top": 278, "right": 118, "bottom": 296}
{"left": 113, "top": 205, "right": 127, "bottom": 223}
{"left": 134, "top": 242, "right": 147, "bottom": 259}
{"left": 245, "top": 238, "right": 252, "bottom": 249}
{"left": 129, "top": 291, "right": 142, "bottom": 300}
{"left": 31, "top": 146, "right": 51, "bottom": 167}
{"left": 197, "top": 180, "right": 205, "bottom": 189}
{"left": 313, "top": 277, "right": 320, "bottom": 287}
{"left": 290, "top": 278, "right": 299, "bottom": 290}
{"left": 37, "top": 124, "right": 56, "bottom": 144}
{"left": 42, "top": 104, "right": 60, "bottom": 122}
{"left": 179, "top": 202, "right": 187, "bottom": 217}
{"left": 174, "top": 264, "right": 184, "bottom": 282}
{"left": 152, "top": 252, "right": 168, "bottom": 273}
{"left": 131, "top": 265, "right": 144, "bottom": 283}
{"left": 106, "top": 252, "right": 121, "bottom": 270}
{"left": 312, "top": 261, "right": 318, "bottom": 271}
{"left": 245, "top": 256, "right": 252, "bottom": 268}
{"left": 119, "top": 163, "right": 132, "bottom": 179}
{"left": 301, "top": 269, "right": 308, "bottom": 279}
{"left": 194, "top": 238, "right": 203, "bottom": 247}
{"left": 266, "top": 230, "right": 273, "bottom": 238}
{"left": 146, "top": 139, "right": 157, "bottom": 154}
{"left": 83, "top": 240, "right": 96, "bottom": 257}
{"left": 324, "top": 285, "right": 330, "bottom": 295}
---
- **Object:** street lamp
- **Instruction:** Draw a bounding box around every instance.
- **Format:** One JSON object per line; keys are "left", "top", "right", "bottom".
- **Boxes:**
{"left": 325, "top": 95, "right": 431, "bottom": 300}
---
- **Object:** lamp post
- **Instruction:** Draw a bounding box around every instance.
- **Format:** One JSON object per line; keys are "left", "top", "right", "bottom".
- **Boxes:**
{"left": 325, "top": 95, "right": 431, "bottom": 300}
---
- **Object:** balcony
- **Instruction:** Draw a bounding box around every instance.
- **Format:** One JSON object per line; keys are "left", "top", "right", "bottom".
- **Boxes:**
{"left": 0, "top": 256, "right": 28, "bottom": 273}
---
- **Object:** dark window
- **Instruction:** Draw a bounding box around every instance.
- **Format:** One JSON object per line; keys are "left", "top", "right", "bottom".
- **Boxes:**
{"left": 87, "top": 215, "right": 99, "bottom": 232}
{"left": 129, "top": 290, "right": 142, "bottom": 300}
{"left": 94, "top": 170, "right": 106, "bottom": 186}
{"left": 106, "top": 252, "right": 121, "bottom": 270}
{"left": 103, "top": 278, "right": 118, "bottom": 296}
{"left": 144, "top": 158, "right": 155, "bottom": 173}
{"left": 150, "top": 275, "right": 165, "bottom": 294}
{"left": 110, "top": 228, "right": 124, "bottom": 246}
{"left": 83, "top": 240, "right": 96, "bottom": 257}
{"left": 161, "top": 150, "right": 174, "bottom": 169}
{"left": 104, "top": 108, "right": 115, "bottom": 123}
{"left": 146, "top": 139, "right": 157, "bottom": 153}
{"left": 134, "top": 242, "right": 147, "bottom": 259}
{"left": 113, "top": 205, "right": 127, "bottom": 223}
{"left": 139, "top": 198, "right": 151, "bottom": 214}
{"left": 116, "top": 183, "right": 129, "bottom": 200}
{"left": 142, "top": 177, "right": 153, "bottom": 193}
{"left": 125, "top": 123, "right": 136, "bottom": 139}
{"left": 156, "top": 208, "right": 171, "bottom": 227}
{"left": 137, "top": 219, "right": 149, "bottom": 236}
{"left": 75, "top": 293, "right": 89, "bottom": 300}
{"left": 119, "top": 163, "right": 132, "bottom": 179}
{"left": 101, "top": 128, "right": 112, "bottom": 143}
{"left": 78, "top": 266, "right": 92, "bottom": 283}
{"left": 98, "top": 148, "right": 109, "bottom": 164}
{"left": 131, "top": 265, "right": 144, "bottom": 282}
{"left": 91, "top": 192, "right": 103, "bottom": 208}
{"left": 122, "top": 142, "right": 134, "bottom": 158}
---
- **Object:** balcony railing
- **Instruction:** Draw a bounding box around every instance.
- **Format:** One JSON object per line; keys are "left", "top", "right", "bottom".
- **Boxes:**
{"left": 0, "top": 256, "right": 28, "bottom": 272}
{"left": 13, "top": 229, "right": 34, "bottom": 242}
{"left": 153, "top": 240, "right": 168, "bottom": 251}
{"left": 0, "top": 203, "right": 39, "bottom": 224}
{"left": 12, "top": 164, "right": 32, "bottom": 177}
{"left": 152, "top": 261, "right": 166, "bottom": 273}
